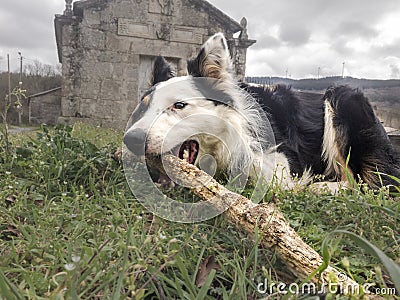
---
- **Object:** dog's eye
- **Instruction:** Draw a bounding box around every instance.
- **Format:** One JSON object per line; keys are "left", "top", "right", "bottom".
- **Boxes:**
{"left": 173, "top": 102, "right": 187, "bottom": 109}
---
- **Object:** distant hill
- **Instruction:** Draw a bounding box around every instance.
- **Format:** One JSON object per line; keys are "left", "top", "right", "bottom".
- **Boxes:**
{"left": 245, "top": 76, "right": 400, "bottom": 92}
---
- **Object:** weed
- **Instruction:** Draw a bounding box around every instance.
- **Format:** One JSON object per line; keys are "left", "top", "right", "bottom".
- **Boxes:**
{"left": 0, "top": 125, "right": 399, "bottom": 299}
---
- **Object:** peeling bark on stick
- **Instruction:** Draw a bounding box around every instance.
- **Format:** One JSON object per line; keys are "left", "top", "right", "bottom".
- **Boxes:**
{"left": 150, "top": 155, "right": 377, "bottom": 297}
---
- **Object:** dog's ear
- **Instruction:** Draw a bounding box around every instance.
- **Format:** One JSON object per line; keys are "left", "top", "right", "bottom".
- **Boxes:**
{"left": 151, "top": 56, "right": 176, "bottom": 86}
{"left": 187, "top": 33, "right": 233, "bottom": 81}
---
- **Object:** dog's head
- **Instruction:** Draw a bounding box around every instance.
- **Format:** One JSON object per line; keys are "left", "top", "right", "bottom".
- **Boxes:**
{"left": 124, "top": 33, "right": 260, "bottom": 178}
{"left": 125, "top": 34, "right": 235, "bottom": 156}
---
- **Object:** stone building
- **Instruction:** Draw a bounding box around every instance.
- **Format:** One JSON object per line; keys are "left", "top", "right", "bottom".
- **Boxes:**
{"left": 54, "top": 0, "right": 256, "bottom": 128}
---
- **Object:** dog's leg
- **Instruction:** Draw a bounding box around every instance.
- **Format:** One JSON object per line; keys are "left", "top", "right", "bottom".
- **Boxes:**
{"left": 322, "top": 86, "right": 400, "bottom": 188}
{"left": 322, "top": 88, "right": 352, "bottom": 182}
{"left": 309, "top": 181, "right": 349, "bottom": 194}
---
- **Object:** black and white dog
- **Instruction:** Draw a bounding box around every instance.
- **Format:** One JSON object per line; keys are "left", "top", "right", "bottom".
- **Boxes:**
{"left": 124, "top": 33, "right": 400, "bottom": 190}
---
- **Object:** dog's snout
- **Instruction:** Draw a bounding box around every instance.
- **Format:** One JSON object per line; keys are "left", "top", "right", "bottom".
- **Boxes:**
{"left": 123, "top": 128, "right": 147, "bottom": 155}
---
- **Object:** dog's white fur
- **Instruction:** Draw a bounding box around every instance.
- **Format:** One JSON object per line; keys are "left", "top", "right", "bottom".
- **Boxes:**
{"left": 126, "top": 33, "right": 308, "bottom": 188}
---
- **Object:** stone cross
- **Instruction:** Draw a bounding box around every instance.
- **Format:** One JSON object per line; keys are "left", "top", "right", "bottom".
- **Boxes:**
{"left": 239, "top": 17, "right": 248, "bottom": 39}
{"left": 64, "top": 0, "right": 73, "bottom": 17}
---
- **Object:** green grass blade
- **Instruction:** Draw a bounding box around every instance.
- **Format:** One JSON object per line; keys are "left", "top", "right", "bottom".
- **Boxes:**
{"left": 0, "top": 270, "right": 23, "bottom": 300}
{"left": 112, "top": 225, "right": 133, "bottom": 300}
{"left": 175, "top": 255, "right": 196, "bottom": 297}
{"left": 195, "top": 269, "right": 216, "bottom": 300}
{"left": 327, "top": 230, "right": 400, "bottom": 291}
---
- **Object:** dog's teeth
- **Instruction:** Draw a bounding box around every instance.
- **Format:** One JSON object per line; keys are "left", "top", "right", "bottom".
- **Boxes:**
{"left": 183, "top": 149, "right": 189, "bottom": 160}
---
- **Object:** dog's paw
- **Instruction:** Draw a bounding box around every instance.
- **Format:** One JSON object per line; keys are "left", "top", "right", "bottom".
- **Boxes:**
{"left": 309, "top": 181, "right": 348, "bottom": 194}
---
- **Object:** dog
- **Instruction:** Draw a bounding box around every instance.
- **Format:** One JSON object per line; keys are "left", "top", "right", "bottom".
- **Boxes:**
{"left": 124, "top": 32, "right": 400, "bottom": 191}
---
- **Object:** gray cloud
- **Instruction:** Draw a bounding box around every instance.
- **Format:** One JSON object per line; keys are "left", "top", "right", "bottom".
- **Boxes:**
{"left": 209, "top": 0, "right": 400, "bottom": 78}
{"left": 0, "top": 15, "right": 50, "bottom": 49}
{"left": 390, "top": 64, "right": 400, "bottom": 78}
{"left": 330, "top": 36, "right": 354, "bottom": 56}
{"left": 279, "top": 24, "right": 311, "bottom": 46}
{"left": 334, "top": 21, "right": 378, "bottom": 38}
{"left": 252, "top": 34, "right": 282, "bottom": 49}
{"left": 372, "top": 39, "right": 400, "bottom": 58}
{"left": 0, "top": 0, "right": 64, "bottom": 66}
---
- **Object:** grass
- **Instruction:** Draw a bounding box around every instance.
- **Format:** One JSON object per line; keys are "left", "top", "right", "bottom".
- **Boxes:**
{"left": 0, "top": 123, "right": 399, "bottom": 299}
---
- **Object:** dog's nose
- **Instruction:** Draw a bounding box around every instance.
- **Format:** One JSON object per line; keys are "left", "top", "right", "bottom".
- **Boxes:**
{"left": 123, "top": 128, "right": 147, "bottom": 155}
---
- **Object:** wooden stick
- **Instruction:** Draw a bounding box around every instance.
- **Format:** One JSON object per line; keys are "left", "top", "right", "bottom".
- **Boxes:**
{"left": 156, "top": 154, "right": 378, "bottom": 297}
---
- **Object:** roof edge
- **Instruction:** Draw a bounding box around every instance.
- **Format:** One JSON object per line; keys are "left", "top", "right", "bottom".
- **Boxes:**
{"left": 28, "top": 87, "right": 62, "bottom": 99}
{"left": 54, "top": 14, "right": 74, "bottom": 63}
{"left": 188, "top": 0, "right": 242, "bottom": 33}
{"left": 72, "top": 0, "right": 242, "bottom": 32}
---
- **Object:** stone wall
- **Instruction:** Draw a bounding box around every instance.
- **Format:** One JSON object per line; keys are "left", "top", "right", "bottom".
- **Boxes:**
{"left": 29, "top": 88, "right": 62, "bottom": 125}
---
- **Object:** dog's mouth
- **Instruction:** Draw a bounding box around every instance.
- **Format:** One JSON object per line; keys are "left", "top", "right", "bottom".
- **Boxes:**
{"left": 145, "top": 140, "right": 199, "bottom": 187}
{"left": 175, "top": 140, "right": 199, "bottom": 164}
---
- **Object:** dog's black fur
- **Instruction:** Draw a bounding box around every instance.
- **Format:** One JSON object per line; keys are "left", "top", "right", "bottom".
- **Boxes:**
{"left": 152, "top": 56, "right": 175, "bottom": 85}
{"left": 241, "top": 83, "right": 400, "bottom": 187}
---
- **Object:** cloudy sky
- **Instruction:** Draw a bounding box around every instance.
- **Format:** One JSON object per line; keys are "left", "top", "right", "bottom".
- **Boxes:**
{"left": 1, "top": 0, "right": 399, "bottom": 79}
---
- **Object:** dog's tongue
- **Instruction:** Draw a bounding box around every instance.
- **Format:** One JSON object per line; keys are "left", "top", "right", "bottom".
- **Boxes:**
{"left": 178, "top": 140, "right": 199, "bottom": 164}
